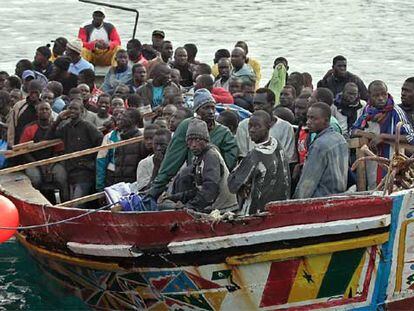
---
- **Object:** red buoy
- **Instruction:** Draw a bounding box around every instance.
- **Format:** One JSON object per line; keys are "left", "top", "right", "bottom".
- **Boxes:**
{"left": 0, "top": 195, "right": 19, "bottom": 243}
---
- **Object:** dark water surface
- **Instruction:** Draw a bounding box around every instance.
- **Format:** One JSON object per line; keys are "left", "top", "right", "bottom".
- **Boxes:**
{"left": 0, "top": 238, "right": 87, "bottom": 310}
{"left": 0, "top": 0, "right": 414, "bottom": 309}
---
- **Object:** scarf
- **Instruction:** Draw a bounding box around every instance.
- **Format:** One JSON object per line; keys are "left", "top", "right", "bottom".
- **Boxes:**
{"left": 358, "top": 94, "right": 394, "bottom": 130}
{"left": 334, "top": 93, "right": 362, "bottom": 129}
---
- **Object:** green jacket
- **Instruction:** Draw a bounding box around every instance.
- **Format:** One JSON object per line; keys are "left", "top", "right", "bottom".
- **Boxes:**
{"left": 149, "top": 117, "right": 238, "bottom": 198}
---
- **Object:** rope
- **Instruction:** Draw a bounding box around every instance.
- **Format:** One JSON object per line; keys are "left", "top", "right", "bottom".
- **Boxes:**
{"left": 0, "top": 203, "right": 116, "bottom": 231}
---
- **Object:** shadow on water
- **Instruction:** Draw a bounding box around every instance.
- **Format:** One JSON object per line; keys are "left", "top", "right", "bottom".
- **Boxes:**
{"left": 0, "top": 238, "right": 88, "bottom": 310}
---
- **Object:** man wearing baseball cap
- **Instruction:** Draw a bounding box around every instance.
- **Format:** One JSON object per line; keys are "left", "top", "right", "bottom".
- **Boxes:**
{"left": 147, "top": 88, "right": 238, "bottom": 201}
{"left": 152, "top": 30, "right": 165, "bottom": 52}
{"left": 78, "top": 7, "right": 121, "bottom": 66}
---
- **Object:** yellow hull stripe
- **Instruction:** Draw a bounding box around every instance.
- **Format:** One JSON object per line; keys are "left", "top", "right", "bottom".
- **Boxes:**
{"left": 226, "top": 233, "right": 389, "bottom": 266}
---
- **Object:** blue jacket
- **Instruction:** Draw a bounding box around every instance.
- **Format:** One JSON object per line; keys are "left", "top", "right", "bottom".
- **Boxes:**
{"left": 293, "top": 127, "right": 348, "bottom": 199}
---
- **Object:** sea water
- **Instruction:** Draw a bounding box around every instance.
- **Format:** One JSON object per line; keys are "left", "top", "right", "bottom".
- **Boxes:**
{"left": 0, "top": 0, "right": 414, "bottom": 309}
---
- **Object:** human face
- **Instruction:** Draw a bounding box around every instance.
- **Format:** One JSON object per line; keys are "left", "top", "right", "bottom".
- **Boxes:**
{"left": 253, "top": 93, "right": 273, "bottom": 115}
{"left": 243, "top": 85, "right": 255, "bottom": 98}
{"left": 36, "top": 103, "right": 52, "bottom": 121}
{"left": 401, "top": 82, "right": 414, "bottom": 108}
{"left": 218, "top": 60, "right": 231, "bottom": 79}
{"left": 92, "top": 12, "right": 104, "bottom": 27}
{"left": 114, "top": 86, "right": 129, "bottom": 99}
{"left": 152, "top": 35, "right": 164, "bottom": 50}
{"left": 97, "top": 96, "right": 110, "bottom": 114}
{"left": 0, "top": 73, "right": 7, "bottom": 90}
{"left": 143, "top": 129, "right": 156, "bottom": 151}
{"left": 9, "top": 90, "right": 22, "bottom": 105}
{"left": 333, "top": 60, "right": 347, "bottom": 78}
{"left": 28, "top": 88, "right": 41, "bottom": 103}
{"left": 34, "top": 51, "right": 46, "bottom": 65}
{"left": 169, "top": 110, "right": 186, "bottom": 132}
{"left": 78, "top": 84, "right": 90, "bottom": 99}
{"left": 116, "top": 52, "right": 129, "bottom": 69}
{"left": 161, "top": 42, "right": 173, "bottom": 61}
{"left": 174, "top": 49, "right": 188, "bottom": 67}
{"left": 170, "top": 69, "right": 181, "bottom": 86}
{"left": 116, "top": 111, "right": 133, "bottom": 131}
{"left": 306, "top": 107, "right": 328, "bottom": 133}
{"left": 41, "top": 91, "right": 54, "bottom": 104}
{"left": 294, "top": 98, "right": 309, "bottom": 124}
{"left": 154, "top": 118, "right": 168, "bottom": 129}
{"left": 342, "top": 85, "right": 359, "bottom": 104}
{"left": 248, "top": 115, "right": 268, "bottom": 144}
{"left": 162, "top": 104, "right": 177, "bottom": 123}
{"left": 187, "top": 137, "right": 207, "bottom": 156}
{"left": 53, "top": 41, "right": 66, "bottom": 57}
{"left": 68, "top": 101, "right": 82, "bottom": 120}
{"left": 369, "top": 84, "right": 388, "bottom": 109}
{"left": 154, "top": 67, "right": 171, "bottom": 86}
{"left": 197, "top": 102, "right": 216, "bottom": 124}
{"left": 111, "top": 98, "right": 125, "bottom": 109}
{"left": 65, "top": 47, "right": 79, "bottom": 62}
{"left": 133, "top": 66, "right": 146, "bottom": 85}
{"left": 153, "top": 134, "right": 170, "bottom": 158}
{"left": 229, "top": 80, "right": 242, "bottom": 95}
{"left": 126, "top": 41, "right": 140, "bottom": 60}
{"left": 230, "top": 48, "right": 245, "bottom": 70}
{"left": 279, "top": 87, "right": 295, "bottom": 109}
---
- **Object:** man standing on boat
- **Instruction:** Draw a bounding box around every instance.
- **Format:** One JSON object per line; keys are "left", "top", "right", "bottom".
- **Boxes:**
{"left": 293, "top": 102, "right": 348, "bottom": 198}
{"left": 78, "top": 7, "right": 121, "bottom": 66}
{"left": 228, "top": 110, "right": 291, "bottom": 215}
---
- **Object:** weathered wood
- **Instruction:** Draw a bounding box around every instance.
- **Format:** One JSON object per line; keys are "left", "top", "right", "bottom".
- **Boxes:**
{"left": 12, "top": 141, "right": 34, "bottom": 151}
{"left": 57, "top": 191, "right": 105, "bottom": 207}
{"left": 67, "top": 242, "right": 142, "bottom": 257}
{"left": 1, "top": 139, "right": 62, "bottom": 158}
{"left": 355, "top": 137, "right": 368, "bottom": 191}
{"left": 167, "top": 214, "right": 390, "bottom": 254}
{"left": 0, "top": 136, "right": 143, "bottom": 175}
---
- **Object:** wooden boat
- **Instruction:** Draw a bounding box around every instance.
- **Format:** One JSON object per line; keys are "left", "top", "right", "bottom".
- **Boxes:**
{"left": 2, "top": 142, "right": 414, "bottom": 310}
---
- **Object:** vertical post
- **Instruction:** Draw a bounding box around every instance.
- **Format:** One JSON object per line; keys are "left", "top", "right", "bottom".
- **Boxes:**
{"left": 355, "top": 137, "right": 368, "bottom": 191}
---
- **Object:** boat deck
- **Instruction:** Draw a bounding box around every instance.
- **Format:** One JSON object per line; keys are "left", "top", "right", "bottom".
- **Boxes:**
{"left": 0, "top": 172, "right": 50, "bottom": 206}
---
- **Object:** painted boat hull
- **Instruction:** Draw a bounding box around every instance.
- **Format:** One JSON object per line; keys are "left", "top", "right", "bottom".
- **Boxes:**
{"left": 3, "top": 173, "right": 414, "bottom": 309}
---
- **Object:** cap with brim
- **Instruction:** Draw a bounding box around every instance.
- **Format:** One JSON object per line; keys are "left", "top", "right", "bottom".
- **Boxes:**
{"left": 152, "top": 30, "right": 165, "bottom": 38}
{"left": 51, "top": 37, "right": 68, "bottom": 46}
{"left": 93, "top": 7, "right": 106, "bottom": 16}
{"left": 22, "top": 70, "right": 35, "bottom": 81}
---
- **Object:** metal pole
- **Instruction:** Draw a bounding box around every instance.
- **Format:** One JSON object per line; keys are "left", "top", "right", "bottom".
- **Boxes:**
{"left": 79, "top": 0, "right": 139, "bottom": 39}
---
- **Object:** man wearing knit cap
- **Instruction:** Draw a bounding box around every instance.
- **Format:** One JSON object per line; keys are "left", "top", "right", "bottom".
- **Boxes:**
{"left": 147, "top": 88, "right": 238, "bottom": 201}
{"left": 78, "top": 7, "right": 121, "bottom": 66}
{"left": 66, "top": 38, "right": 94, "bottom": 76}
{"left": 33, "top": 45, "right": 53, "bottom": 78}
{"left": 167, "top": 118, "right": 237, "bottom": 211}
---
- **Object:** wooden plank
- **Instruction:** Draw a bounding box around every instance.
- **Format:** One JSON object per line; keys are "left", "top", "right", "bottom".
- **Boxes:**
{"left": 356, "top": 137, "right": 368, "bottom": 191}
{"left": 0, "top": 136, "right": 143, "bottom": 175}
{"left": 67, "top": 242, "right": 143, "bottom": 257}
{"left": 1, "top": 139, "right": 63, "bottom": 158}
{"left": 57, "top": 192, "right": 104, "bottom": 207}
{"left": 226, "top": 232, "right": 389, "bottom": 265}
{"left": 12, "top": 141, "right": 34, "bottom": 151}
{"left": 167, "top": 214, "right": 391, "bottom": 254}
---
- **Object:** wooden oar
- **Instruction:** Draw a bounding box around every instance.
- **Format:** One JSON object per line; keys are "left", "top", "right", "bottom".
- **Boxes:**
{"left": 0, "top": 136, "right": 143, "bottom": 175}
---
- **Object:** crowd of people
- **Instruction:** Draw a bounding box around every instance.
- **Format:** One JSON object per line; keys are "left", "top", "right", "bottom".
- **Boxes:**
{"left": 1, "top": 7, "right": 414, "bottom": 214}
